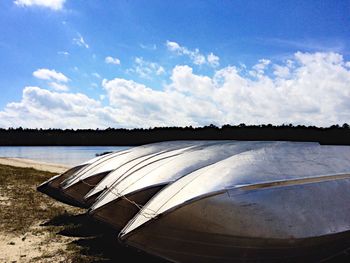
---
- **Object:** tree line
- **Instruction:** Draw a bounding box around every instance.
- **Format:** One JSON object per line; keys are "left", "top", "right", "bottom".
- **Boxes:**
{"left": 0, "top": 123, "right": 350, "bottom": 146}
{"left": 1, "top": 123, "right": 350, "bottom": 146}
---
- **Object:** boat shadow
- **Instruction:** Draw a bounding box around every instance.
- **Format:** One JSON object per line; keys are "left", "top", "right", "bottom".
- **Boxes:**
{"left": 42, "top": 212, "right": 168, "bottom": 262}
{"left": 42, "top": 213, "right": 350, "bottom": 263}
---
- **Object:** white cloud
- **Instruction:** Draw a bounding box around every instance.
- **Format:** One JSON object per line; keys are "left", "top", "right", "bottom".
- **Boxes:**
{"left": 33, "top": 68, "right": 69, "bottom": 83}
{"left": 140, "top": 43, "right": 157, "bottom": 50}
{"left": 73, "top": 34, "right": 89, "bottom": 49}
{"left": 251, "top": 59, "right": 271, "bottom": 77}
{"left": 102, "top": 78, "right": 198, "bottom": 127}
{"left": 14, "top": 0, "right": 65, "bottom": 10}
{"left": 48, "top": 82, "right": 69, "bottom": 91}
{"left": 128, "top": 57, "right": 165, "bottom": 79}
{"left": 105, "top": 56, "right": 121, "bottom": 65}
{"left": 207, "top": 53, "right": 220, "bottom": 67}
{"left": 92, "top": 73, "right": 101, "bottom": 78}
{"left": 166, "top": 40, "right": 219, "bottom": 67}
{"left": 168, "top": 65, "right": 214, "bottom": 98}
{"left": 166, "top": 41, "right": 181, "bottom": 52}
{"left": 1, "top": 52, "right": 350, "bottom": 128}
{"left": 58, "top": 51, "right": 69, "bottom": 56}
{"left": 0, "top": 87, "right": 106, "bottom": 129}
{"left": 273, "top": 64, "right": 290, "bottom": 78}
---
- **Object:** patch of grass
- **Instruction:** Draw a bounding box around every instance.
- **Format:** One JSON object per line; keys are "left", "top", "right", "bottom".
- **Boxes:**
{"left": 0, "top": 164, "right": 77, "bottom": 235}
{"left": 0, "top": 164, "right": 167, "bottom": 263}
{"left": 0, "top": 164, "right": 108, "bottom": 263}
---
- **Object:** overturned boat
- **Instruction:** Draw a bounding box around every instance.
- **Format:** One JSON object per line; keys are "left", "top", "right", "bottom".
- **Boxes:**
{"left": 38, "top": 140, "right": 221, "bottom": 207}
{"left": 120, "top": 143, "right": 350, "bottom": 262}
{"left": 36, "top": 150, "right": 120, "bottom": 206}
{"left": 89, "top": 141, "right": 293, "bottom": 230}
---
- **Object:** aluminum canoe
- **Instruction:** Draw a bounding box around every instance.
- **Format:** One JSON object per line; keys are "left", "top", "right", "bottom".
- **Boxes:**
{"left": 89, "top": 141, "right": 299, "bottom": 230}
{"left": 120, "top": 143, "right": 350, "bottom": 262}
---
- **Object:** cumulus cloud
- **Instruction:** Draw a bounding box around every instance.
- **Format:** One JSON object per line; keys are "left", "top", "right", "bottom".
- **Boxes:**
{"left": 105, "top": 56, "right": 121, "bottom": 65}
{"left": 1, "top": 52, "right": 350, "bottom": 128}
{"left": 33, "top": 68, "right": 69, "bottom": 83}
{"left": 73, "top": 34, "right": 89, "bottom": 49}
{"left": 207, "top": 53, "right": 220, "bottom": 67}
{"left": 48, "top": 82, "right": 69, "bottom": 91}
{"left": 166, "top": 40, "right": 219, "bottom": 67}
{"left": 102, "top": 78, "right": 202, "bottom": 127}
{"left": 128, "top": 57, "right": 165, "bottom": 79}
{"left": 249, "top": 59, "right": 271, "bottom": 78}
{"left": 0, "top": 87, "right": 106, "bottom": 129}
{"left": 14, "top": 0, "right": 65, "bottom": 10}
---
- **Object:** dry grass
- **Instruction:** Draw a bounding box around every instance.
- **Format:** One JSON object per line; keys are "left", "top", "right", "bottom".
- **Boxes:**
{"left": 0, "top": 164, "right": 166, "bottom": 263}
{"left": 0, "top": 164, "right": 97, "bottom": 262}
{"left": 0, "top": 164, "right": 68, "bottom": 234}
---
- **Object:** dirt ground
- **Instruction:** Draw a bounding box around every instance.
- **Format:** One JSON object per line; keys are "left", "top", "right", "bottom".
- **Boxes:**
{"left": 0, "top": 163, "right": 166, "bottom": 263}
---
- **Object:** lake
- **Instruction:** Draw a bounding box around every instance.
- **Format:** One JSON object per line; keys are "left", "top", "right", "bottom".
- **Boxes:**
{"left": 0, "top": 146, "right": 132, "bottom": 166}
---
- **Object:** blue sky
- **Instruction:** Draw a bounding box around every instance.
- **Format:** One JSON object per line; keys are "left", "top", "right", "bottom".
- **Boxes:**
{"left": 0, "top": 0, "right": 350, "bottom": 128}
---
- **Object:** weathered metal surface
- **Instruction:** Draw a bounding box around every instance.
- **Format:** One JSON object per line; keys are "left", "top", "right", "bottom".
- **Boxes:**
{"left": 85, "top": 144, "right": 200, "bottom": 200}
{"left": 62, "top": 145, "right": 197, "bottom": 207}
{"left": 89, "top": 186, "right": 162, "bottom": 230}
{"left": 84, "top": 141, "right": 230, "bottom": 200}
{"left": 59, "top": 171, "right": 111, "bottom": 207}
{"left": 61, "top": 141, "right": 218, "bottom": 190}
{"left": 88, "top": 142, "right": 259, "bottom": 228}
{"left": 36, "top": 151, "right": 116, "bottom": 204}
{"left": 60, "top": 148, "right": 131, "bottom": 188}
{"left": 38, "top": 150, "right": 114, "bottom": 191}
{"left": 120, "top": 143, "right": 350, "bottom": 262}
{"left": 88, "top": 141, "right": 287, "bottom": 218}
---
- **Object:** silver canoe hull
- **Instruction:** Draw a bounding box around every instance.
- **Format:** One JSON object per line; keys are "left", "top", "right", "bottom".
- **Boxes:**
{"left": 89, "top": 141, "right": 284, "bottom": 214}
{"left": 121, "top": 177, "right": 350, "bottom": 262}
{"left": 61, "top": 144, "right": 201, "bottom": 207}
{"left": 60, "top": 171, "right": 111, "bottom": 208}
{"left": 36, "top": 164, "right": 88, "bottom": 206}
{"left": 36, "top": 150, "right": 120, "bottom": 206}
{"left": 89, "top": 186, "right": 163, "bottom": 230}
{"left": 37, "top": 140, "right": 213, "bottom": 207}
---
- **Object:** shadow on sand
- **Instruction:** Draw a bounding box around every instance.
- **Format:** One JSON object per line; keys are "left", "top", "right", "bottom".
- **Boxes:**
{"left": 42, "top": 212, "right": 168, "bottom": 263}
{"left": 41, "top": 213, "right": 350, "bottom": 263}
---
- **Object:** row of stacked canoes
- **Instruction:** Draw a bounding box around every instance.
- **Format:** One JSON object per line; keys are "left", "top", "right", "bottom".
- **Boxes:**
{"left": 37, "top": 140, "right": 350, "bottom": 262}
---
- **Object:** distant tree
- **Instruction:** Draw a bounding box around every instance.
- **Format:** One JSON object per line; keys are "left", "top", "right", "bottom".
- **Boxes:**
{"left": 342, "top": 123, "right": 350, "bottom": 129}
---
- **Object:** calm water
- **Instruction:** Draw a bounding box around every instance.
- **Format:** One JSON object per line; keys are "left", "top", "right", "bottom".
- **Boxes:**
{"left": 0, "top": 146, "right": 132, "bottom": 166}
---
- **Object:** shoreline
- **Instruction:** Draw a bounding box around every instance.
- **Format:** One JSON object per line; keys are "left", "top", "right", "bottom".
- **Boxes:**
{"left": 0, "top": 157, "right": 69, "bottom": 173}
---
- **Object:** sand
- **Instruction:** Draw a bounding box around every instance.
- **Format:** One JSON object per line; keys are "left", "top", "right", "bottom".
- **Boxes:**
{"left": 0, "top": 159, "right": 81, "bottom": 263}
{"left": 0, "top": 157, "right": 69, "bottom": 173}
{"left": 0, "top": 226, "right": 73, "bottom": 263}
{"left": 0, "top": 158, "right": 165, "bottom": 263}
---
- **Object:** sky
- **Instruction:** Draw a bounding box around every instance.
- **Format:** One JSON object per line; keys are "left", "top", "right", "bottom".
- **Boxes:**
{"left": 0, "top": 0, "right": 350, "bottom": 129}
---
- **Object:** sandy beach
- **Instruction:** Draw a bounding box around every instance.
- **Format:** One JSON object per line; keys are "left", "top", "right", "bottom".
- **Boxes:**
{"left": 0, "top": 158, "right": 166, "bottom": 263}
{"left": 0, "top": 157, "right": 69, "bottom": 174}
